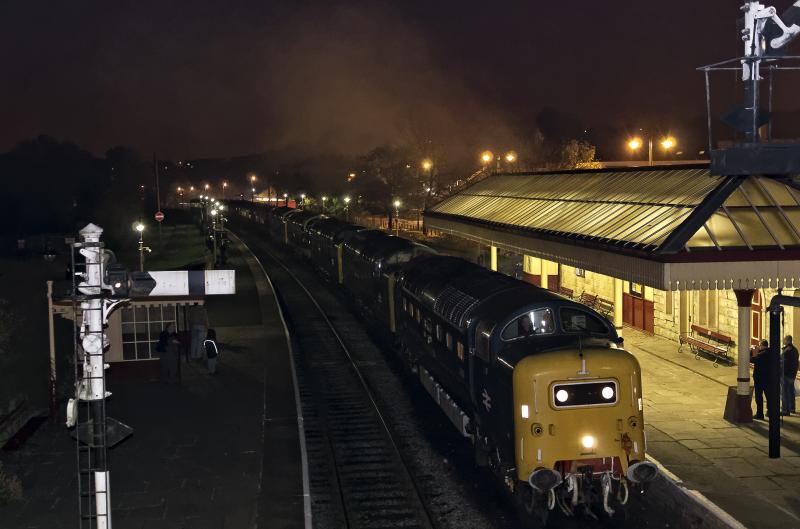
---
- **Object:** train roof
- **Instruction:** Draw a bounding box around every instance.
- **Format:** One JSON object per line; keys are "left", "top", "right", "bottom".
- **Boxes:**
{"left": 286, "top": 210, "right": 321, "bottom": 227}
{"left": 308, "top": 217, "right": 362, "bottom": 239}
{"left": 399, "top": 255, "right": 568, "bottom": 330}
{"left": 343, "top": 230, "right": 434, "bottom": 262}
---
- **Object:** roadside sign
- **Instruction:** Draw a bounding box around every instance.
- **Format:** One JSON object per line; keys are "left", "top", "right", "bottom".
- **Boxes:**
{"left": 154, "top": 211, "right": 165, "bottom": 222}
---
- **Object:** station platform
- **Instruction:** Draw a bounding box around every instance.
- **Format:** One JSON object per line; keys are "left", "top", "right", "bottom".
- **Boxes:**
{"left": 0, "top": 239, "right": 306, "bottom": 529}
{"left": 628, "top": 328, "right": 800, "bottom": 529}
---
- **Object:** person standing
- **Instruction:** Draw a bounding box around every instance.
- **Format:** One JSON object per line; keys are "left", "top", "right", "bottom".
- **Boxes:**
{"left": 782, "top": 335, "right": 799, "bottom": 415}
{"left": 158, "top": 323, "right": 180, "bottom": 384}
{"left": 204, "top": 328, "right": 219, "bottom": 375}
{"left": 752, "top": 339, "right": 770, "bottom": 420}
{"left": 188, "top": 303, "right": 209, "bottom": 361}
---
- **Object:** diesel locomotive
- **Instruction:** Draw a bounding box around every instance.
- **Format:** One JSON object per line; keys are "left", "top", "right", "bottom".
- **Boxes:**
{"left": 232, "top": 201, "right": 659, "bottom": 524}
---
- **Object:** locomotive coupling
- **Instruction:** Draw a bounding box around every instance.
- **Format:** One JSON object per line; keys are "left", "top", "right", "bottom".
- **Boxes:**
{"left": 529, "top": 468, "right": 563, "bottom": 491}
{"left": 625, "top": 460, "right": 659, "bottom": 483}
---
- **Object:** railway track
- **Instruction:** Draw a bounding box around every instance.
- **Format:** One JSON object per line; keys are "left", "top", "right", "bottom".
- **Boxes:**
{"left": 233, "top": 230, "right": 436, "bottom": 529}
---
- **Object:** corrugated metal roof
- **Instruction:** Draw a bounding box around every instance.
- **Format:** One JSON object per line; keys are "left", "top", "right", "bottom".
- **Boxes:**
{"left": 428, "top": 167, "right": 800, "bottom": 254}
{"left": 428, "top": 167, "right": 719, "bottom": 252}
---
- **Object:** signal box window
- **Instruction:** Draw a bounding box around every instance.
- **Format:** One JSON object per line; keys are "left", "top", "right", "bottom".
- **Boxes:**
{"left": 501, "top": 308, "right": 554, "bottom": 341}
{"left": 560, "top": 308, "right": 609, "bottom": 334}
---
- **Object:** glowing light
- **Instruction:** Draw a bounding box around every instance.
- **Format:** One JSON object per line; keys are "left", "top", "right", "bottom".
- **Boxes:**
{"left": 421, "top": 159, "right": 433, "bottom": 170}
{"left": 204, "top": 184, "right": 210, "bottom": 190}
{"left": 480, "top": 150, "right": 494, "bottom": 164}
{"left": 504, "top": 151, "right": 517, "bottom": 163}
{"left": 135, "top": 223, "right": 145, "bottom": 232}
{"left": 211, "top": 209, "right": 218, "bottom": 216}
{"left": 556, "top": 389, "right": 569, "bottom": 403}
{"left": 521, "top": 405, "right": 529, "bottom": 419}
{"left": 627, "top": 137, "right": 643, "bottom": 150}
{"left": 581, "top": 435, "right": 596, "bottom": 450}
{"left": 250, "top": 174, "right": 256, "bottom": 182}
{"left": 300, "top": 193, "right": 306, "bottom": 199}
{"left": 393, "top": 199, "right": 401, "bottom": 208}
{"left": 344, "top": 196, "right": 351, "bottom": 204}
{"left": 283, "top": 193, "right": 288, "bottom": 198}
{"left": 660, "top": 137, "right": 676, "bottom": 150}
{"left": 602, "top": 386, "right": 615, "bottom": 400}
{"left": 322, "top": 196, "right": 328, "bottom": 201}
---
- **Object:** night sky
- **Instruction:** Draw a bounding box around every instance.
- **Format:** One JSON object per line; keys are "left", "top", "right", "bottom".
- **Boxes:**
{"left": 1, "top": 1, "right": 796, "bottom": 161}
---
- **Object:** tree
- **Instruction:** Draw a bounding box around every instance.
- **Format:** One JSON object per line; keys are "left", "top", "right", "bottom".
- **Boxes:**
{"left": 556, "top": 139, "right": 602, "bottom": 170}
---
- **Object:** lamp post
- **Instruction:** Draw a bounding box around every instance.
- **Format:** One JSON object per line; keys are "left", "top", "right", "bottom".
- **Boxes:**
{"left": 321, "top": 196, "right": 328, "bottom": 214}
{"left": 393, "top": 199, "right": 401, "bottom": 235}
{"left": 135, "top": 220, "right": 145, "bottom": 272}
{"left": 210, "top": 208, "right": 219, "bottom": 266}
{"left": 250, "top": 175, "right": 256, "bottom": 202}
{"left": 222, "top": 181, "right": 228, "bottom": 199}
{"left": 627, "top": 135, "right": 677, "bottom": 166}
{"left": 344, "top": 196, "right": 351, "bottom": 221}
{"left": 300, "top": 193, "right": 306, "bottom": 208}
{"left": 283, "top": 193, "right": 288, "bottom": 207}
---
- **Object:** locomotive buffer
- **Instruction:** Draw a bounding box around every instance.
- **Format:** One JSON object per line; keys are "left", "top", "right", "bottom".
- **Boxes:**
{"left": 699, "top": 1, "right": 800, "bottom": 458}
{"left": 65, "top": 223, "right": 235, "bottom": 529}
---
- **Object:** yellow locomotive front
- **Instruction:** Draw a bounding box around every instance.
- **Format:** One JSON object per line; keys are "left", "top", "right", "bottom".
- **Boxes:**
{"left": 512, "top": 345, "right": 658, "bottom": 518}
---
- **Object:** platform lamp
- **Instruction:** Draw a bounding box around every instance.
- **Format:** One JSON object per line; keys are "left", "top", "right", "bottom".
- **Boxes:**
{"left": 393, "top": 199, "right": 401, "bottom": 235}
{"left": 134, "top": 220, "right": 146, "bottom": 272}
{"left": 321, "top": 195, "right": 328, "bottom": 214}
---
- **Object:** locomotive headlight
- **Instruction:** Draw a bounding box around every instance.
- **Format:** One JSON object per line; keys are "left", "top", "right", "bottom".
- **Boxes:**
{"left": 556, "top": 389, "right": 569, "bottom": 403}
{"left": 601, "top": 386, "right": 615, "bottom": 400}
{"left": 581, "top": 435, "right": 596, "bottom": 450}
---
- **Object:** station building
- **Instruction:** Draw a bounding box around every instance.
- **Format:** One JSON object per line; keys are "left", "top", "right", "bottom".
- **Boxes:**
{"left": 425, "top": 164, "right": 800, "bottom": 418}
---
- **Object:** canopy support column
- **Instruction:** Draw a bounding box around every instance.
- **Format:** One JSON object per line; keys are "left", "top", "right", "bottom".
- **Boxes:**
{"left": 490, "top": 245, "right": 498, "bottom": 271}
{"left": 724, "top": 289, "right": 755, "bottom": 423}
{"left": 613, "top": 278, "right": 623, "bottom": 338}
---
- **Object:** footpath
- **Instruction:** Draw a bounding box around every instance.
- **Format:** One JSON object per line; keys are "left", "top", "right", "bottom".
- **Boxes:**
{"left": 0, "top": 239, "right": 304, "bottom": 529}
{"left": 628, "top": 328, "right": 800, "bottom": 529}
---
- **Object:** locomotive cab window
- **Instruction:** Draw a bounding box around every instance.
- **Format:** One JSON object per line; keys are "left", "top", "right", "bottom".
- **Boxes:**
{"left": 560, "top": 308, "right": 610, "bottom": 335}
{"left": 501, "top": 308, "right": 554, "bottom": 341}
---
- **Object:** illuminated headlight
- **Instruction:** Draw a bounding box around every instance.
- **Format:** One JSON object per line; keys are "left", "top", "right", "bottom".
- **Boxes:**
{"left": 581, "top": 435, "right": 596, "bottom": 450}
{"left": 556, "top": 389, "right": 569, "bottom": 403}
{"left": 602, "top": 386, "right": 615, "bottom": 400}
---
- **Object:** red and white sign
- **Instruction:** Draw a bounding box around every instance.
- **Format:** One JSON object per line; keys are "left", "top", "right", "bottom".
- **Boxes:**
{"left": 154, "top": 211, "right": 165, "bottom": 222}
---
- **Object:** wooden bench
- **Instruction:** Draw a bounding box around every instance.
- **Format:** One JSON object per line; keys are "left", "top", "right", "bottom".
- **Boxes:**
{"left": 679, "top": 324, "right": 734, "bottom": 367}
{"left": 558, "top": 286, "right": 575, "bottom": 299}
{"left": 595, "top": 297, "right": 614, "bottom": 317}
{"left": 578, "top": 292, "right": 598, "bottom": 309}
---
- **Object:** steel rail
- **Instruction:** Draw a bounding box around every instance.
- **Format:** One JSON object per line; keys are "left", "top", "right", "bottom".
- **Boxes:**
{"left": 236, "top": 225, "right": 436, "bottom": 529}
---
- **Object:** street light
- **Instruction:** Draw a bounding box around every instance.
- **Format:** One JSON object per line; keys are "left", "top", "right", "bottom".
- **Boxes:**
{"left": 421, "top": 159, "right": 432, "bottom": 171}
{"left": 222, "top": 181, "right": 228, "bottom": 199}
{"left": 393, "top": 199, "right": 401, "bottom": 235}
{"left": 283, "top": 193, "right": 288, "bottom": 207}
{"left": 505, "top": 151, "right": 517, "bottom": 163}
{"left": 135, "top": 220, "right": 146, "bottom": 272}
{"left": 204, "top": 183, "right": 210, "bottom": 191}
{"left": 626, "top": 134, "right": 678, "bottom": 166}
{"left": 250, "top": 175, "right": 256, "bottom": 202}
{"left": 321, "top": 195, "right": 328, "bottom": 213}
{"left": 300, "top": 193, "right": 306, "bottom": 207}
{"left": 481, "top": 151, "right": 494, "bottom": 165}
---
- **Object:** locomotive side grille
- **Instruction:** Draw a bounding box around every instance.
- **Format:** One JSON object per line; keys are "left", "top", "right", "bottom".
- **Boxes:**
{"left": 434, "top": 286, "right": 479, "bottom": 327}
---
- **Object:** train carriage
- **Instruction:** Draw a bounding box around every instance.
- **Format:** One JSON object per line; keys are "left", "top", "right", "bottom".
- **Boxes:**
{"left": 305, "top": 219, "right": 365, "bottom": 281}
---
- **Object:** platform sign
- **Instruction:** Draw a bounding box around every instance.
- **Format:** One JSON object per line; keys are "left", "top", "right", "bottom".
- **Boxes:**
{"left": 154, "top": 211, "right": 165, "bottom": 222}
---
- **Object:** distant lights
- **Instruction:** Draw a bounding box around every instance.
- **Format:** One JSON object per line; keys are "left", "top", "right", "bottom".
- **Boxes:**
{"left": 505, "top": 151, "right": 517, "bottom": 163}
{"left": 581, "top": 435, "right": 596, "bottom": 450}
{"left": 627, "top": 137, "right": 643, "bottom": 151}
{"left": 480, "top": 150, "right": 493, "bottom": 164}
{"left": 135, "top": 223, "right": 145, "bottom": 232}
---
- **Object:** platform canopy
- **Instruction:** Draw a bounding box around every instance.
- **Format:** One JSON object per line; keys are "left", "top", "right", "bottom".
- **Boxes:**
{"left": 425, "top": 165, "right": 800, "bottom": 291}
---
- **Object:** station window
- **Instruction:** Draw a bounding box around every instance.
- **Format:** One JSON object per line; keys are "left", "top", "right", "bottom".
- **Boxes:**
{"left": 446, "top": 332, "right": 453, "bottom": 350}
{"left": 456, "top": 342, "right": 464, "bottom": 361}
{"left": 121, "top": 304, "right": 177, "bottom": 361}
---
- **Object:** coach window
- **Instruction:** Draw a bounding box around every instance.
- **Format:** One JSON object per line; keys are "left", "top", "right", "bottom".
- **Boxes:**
{"left": 416, "top": 307, "right": 422, "bottom": 324}
{"left": 475, "top": 320, "right": 493, "bottom": 362}
{"left": 456, "top": 341, "right": 464, "bottom": 361}
{"left": 402, "top": 298, "right": 407, "bottom": 312}
{"left": 435, "top": 324, "right": 443, "bottom": 341}
{"left": 446, "top": 332, "right": 453, "bottom": 351}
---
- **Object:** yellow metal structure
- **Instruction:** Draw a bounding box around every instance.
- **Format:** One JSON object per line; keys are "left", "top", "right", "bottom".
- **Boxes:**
{"left": 512, "top": 347, "right": 645, "bottom": 481}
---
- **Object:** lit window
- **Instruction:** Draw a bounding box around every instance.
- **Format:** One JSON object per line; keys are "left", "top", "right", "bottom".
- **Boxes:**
{"left": 435, "top": 324, "right": 442, "bottom": 341}
{"left": 121, "top": 304, "right": 178, "bottom": 361}
{"left": 457, "top": 342, "right": 465, "bottom": 361}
